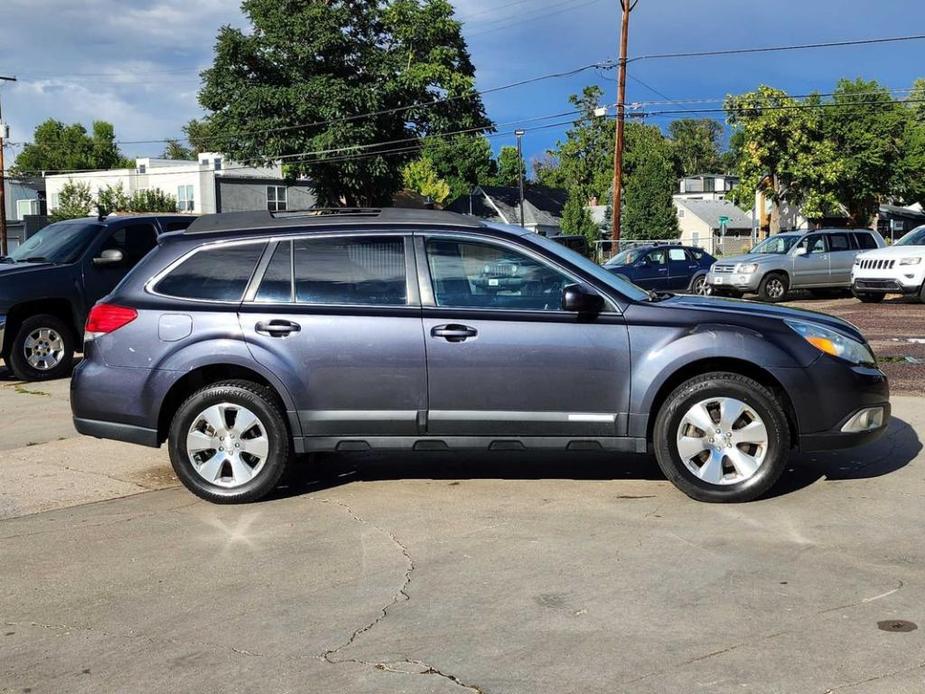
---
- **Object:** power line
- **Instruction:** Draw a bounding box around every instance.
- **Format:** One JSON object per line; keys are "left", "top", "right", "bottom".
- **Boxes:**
{"left": 466, "top": 0, "right": 607, "bottom": 38}
{"left": 633, "top": 96, "right": 925, "bottom": 119}
{"left": 628, "top": 33, "right": 925, "bottom": 63}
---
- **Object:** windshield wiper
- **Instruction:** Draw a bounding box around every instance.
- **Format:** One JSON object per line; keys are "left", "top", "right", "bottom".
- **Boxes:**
{"left": 20, "top": 256, "right": 53, "bottom": 263}
{"left": 0, "top": 256, "right": 15, "bottom": 263}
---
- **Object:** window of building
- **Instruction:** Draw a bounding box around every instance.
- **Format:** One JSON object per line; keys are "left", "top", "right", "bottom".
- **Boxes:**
{"left": 16, "top": 199, "right": 39, "bottom": 219}
{"left": 154, "top": 243, "right": 266, "bottom": 301}
{"left": 294, "top": 236, "right": 407, "bottom": 305}
{"left": 267, "top": 185, "right": 288, "bottom": 212}
{"left": 137, "top": 164, "right": 146, "bottom": 174}
{"left": 177, "top": 185, "right": 194, "bottom": 212}
{"left": 426, "top": 237, "right": 573, "bottom": 311}
{"left": 214, "top": 158, "right": 222, "bottom": 171}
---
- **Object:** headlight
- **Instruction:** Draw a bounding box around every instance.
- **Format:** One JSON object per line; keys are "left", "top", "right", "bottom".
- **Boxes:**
{"left": 736, "top": 263, "right": 759, "bottom": 273}
{"left": 785, "top": 319, "right": 876, "bottom": 366}
{"left": 899, "top": 257, "right": 922, "bottom": 266}
{"left": 853, "top": 256, "right": 862, "bottom": 266}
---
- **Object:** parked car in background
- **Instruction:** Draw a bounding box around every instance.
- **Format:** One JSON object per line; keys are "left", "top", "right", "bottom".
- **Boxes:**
{"left": 0, "top": 214, "right": 195, "bottom": 380}
{"left": 706, "top": 229, "right": 884, "bottom": 302}
{"left": 72, "top": 209, "right": 889, "bottom": 505}
{"left": 851, "top": 225, "right": 925, "bottom": 303}
{"left": 603, "top": 244, "right": 715, "bottom": 294}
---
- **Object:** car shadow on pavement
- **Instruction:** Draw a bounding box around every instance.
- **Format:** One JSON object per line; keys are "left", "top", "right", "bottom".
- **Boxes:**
{"left": 273, "top": 416, "right": 920, "bottom": 501}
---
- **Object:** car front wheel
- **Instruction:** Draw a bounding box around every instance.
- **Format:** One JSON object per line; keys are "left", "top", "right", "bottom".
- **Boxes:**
{"left": 758, "top": 273, "right": 789, "bottom": 302}
{"left": 653, "top": 372, "right": 791, "bottom": 503}
{"left": 8, "top": 314, "right": 76, "bottom": 381}
{"left": 168, "top": 380, "right": 292, "bottom": 503}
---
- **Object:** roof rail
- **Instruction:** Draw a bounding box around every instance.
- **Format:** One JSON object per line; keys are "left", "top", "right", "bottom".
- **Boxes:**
{"left": 183, "top": 207, "right": 483, "bottom": 235}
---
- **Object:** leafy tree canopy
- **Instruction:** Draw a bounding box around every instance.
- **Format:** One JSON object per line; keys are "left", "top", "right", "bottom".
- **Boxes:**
{"left": 621, "top": 123, "right": 679, "bottom": 240}
{"left": 163, "top": 139, "right": 195, "bottom": 160}
{"left": 668, "top": 118, "right": 724, "bottom": 177}
{"left": 422, "top": 134, "right": 496, "bottom": 201}
{"left": 492, "top": 145, "right": 524, "bottom": 187}
{"left": 198, "top": 0, "right": 492, "bottom": 206}
{"left": 401, "top": 156, "right": 450, "bottom": 205}
{"left": 50, "top": 181, "right": 94, "bottom": 221}
{"left": 13, "top": 119, "right": 134, "bottom": 174}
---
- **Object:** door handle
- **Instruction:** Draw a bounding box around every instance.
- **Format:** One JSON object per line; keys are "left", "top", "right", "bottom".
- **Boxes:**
{"left": 431, "top": 324, "right": 478, "bottom": 342}
{"left": 658, "top": 267, "right": 668, "bottom": 273}
{"left": 255, "top": 320, "right": 301, "bottom": 337}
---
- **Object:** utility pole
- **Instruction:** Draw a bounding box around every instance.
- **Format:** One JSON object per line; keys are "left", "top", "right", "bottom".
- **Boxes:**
{"left": 0, "top": 75, "right": 16, "bottom": 257}
{"left": 610, "top": 0, "right": 637, "bottom": 246}
{"left": 514, "top": 129, "right": 526, "bottom": 228}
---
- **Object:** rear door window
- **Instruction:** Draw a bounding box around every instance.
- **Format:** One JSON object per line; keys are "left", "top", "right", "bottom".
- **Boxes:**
{"left": 852, "top": 232, "right": 878, "bottom": 250}
{"left": 293, "top": 236, "right": 407, "bottom": 305}
{"left": 828, "top": 233, "right": 851, "bottom": 252}
{"left": 154, "top": 243, "right": 265, "bottom": 301}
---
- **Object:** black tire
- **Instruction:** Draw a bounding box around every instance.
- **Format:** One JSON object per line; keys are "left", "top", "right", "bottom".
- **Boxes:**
{"left": 168, "top": 380, "right": 292, "bottom": 503}
{"left": 7, "top": 314, "right": 76, "bottom": 381}
{"left": 652, "top": 372, "right": 791, "bottom": 503}
{"left": 919, "top": 282, "right": 925, "bottom": 304}
{"left": 689, "top": 274, "right": 708, "bottom": 295}
{"left": 758, "top": 272, "right": 789, "bottom": 302}
{"left": 855, "top": 292, "right": 885, "bottom": 304}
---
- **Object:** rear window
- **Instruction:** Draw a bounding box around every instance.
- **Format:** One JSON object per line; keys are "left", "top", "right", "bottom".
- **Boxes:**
{"left": 154, "top": 243, "right": 265, "bottom": 301}
{"left": 852, "top": 232, "right": 878, "bottom": 250}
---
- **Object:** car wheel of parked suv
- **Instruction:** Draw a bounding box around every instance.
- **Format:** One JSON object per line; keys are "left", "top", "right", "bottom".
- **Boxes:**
{"left": 758, "top": 273, "right": 789, "bottom": 303}
{"left": 167, "top": 380, "right": 292, "bottom": 503}
{"left": 653, "top": 372, "right": 791, "bottom": 503}
{"left": 690, "top": 274, "right": 708, "bottom": 295}
{"left": 8, "top": 314, "right": 75, "bottom": 381}
{"left": 855, "top": 292, "right": 885, "bottom": 304}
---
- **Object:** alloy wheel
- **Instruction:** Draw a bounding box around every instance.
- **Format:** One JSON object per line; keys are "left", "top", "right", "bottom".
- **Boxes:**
{"left": 766, "top": 278, "right": 785, "bottom": 299}
{"left": 24, "top": 328, "right": 65, "bottom": 371}
{"left": 186, "top": 403, "right": 269, "bottom": 488}
{"left": 675, "top": 397, "right": 768, "bottom": 486}
{"left": 693, "top": 277, "right": 708, "bottom": 295}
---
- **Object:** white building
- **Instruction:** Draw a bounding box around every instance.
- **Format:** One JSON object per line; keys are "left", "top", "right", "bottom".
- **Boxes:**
{"left": 674, "top": 198, "right": 754, "bottom": 256}
{"left": 45, "top": 153, "right": 315, "bottom": 215}
{"left": 675, "top": 173, "right": 739, "bottom": 202}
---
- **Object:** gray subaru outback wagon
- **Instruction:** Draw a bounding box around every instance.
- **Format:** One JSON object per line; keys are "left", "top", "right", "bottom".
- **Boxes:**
{"left": 71, "top": 209, "right": 890, "bottom": 503}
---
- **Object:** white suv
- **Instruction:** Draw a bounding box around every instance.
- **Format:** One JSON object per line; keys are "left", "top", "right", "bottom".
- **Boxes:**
{"left": 852, "top": 225, "right": 925, "bottom": 303}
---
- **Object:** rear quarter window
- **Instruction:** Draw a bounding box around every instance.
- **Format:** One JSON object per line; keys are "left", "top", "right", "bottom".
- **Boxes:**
{"left": 154, "top": 243, "right": 265, "bottom": 301}
{"left": 852, "top": 232, "right": 878, "bottom": 250}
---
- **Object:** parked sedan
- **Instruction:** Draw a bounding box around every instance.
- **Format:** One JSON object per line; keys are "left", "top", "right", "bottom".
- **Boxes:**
{"left": 706, "top": 229, "right": 884, "bottom": 302}
{"left": 603, "top": 244, "right": 715, "bottom": 294}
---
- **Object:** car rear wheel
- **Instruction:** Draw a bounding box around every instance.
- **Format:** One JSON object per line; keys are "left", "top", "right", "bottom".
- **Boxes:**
{"left": 7, "top": 314, "right": 75, "bottom": 381}
{"left": 855, "top": 292, "right": 885, "bottom": 304}
{"left": 690, "top": 274, "right": 708, "bottom": 295}
{"left": 168, "top": 380, "right": 292, "bottom": 503}
{"left": 653, "top": 372, "right": 791, "bottom": 503}
{"left": 758, "top": 273, "right": 789, "bottom": 302}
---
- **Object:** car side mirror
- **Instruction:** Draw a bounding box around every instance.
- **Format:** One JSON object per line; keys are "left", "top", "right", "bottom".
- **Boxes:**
{"left": 562, "top": 284, "right": 605, "bottom": 317}
{"left": 93, "top": 248, "right": 124, "bottom": 266}
{"left": 793, "top": 246, "right": 807, "bottom": 257}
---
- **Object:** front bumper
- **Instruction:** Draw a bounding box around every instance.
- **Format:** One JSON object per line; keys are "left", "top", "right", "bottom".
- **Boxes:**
{"left": 852, "top": 277, "right": 921, "bottom": 295}
{"left": 706, "top": 271, "right": 760, "bottom": 291}
{"left": 798, "top": 402, "right": 891, "bottom": 452}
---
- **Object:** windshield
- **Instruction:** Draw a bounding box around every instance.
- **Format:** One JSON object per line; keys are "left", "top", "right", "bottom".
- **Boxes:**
{"left": 8, "top": 221, "right": 101, "bottom": 264}
{"left": 896, "top": 225, "right": 925, "bottom": 247}
{"left": 604, "top": 249, "right": 642, "bottom": 267}
{"left": 518, "top": 230, "right": 651, "bottom": 302}
{"left": 749, "top": 235, "right": 800, "bottom": 255}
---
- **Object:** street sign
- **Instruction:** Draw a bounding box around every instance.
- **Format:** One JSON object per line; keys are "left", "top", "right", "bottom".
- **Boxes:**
{"left": 718, "top": 215, "right": 730, "bottom": 224}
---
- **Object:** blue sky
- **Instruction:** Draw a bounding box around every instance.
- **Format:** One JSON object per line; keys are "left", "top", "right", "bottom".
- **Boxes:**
{"left": 1, "top": 0, "right": 924, "bottom": 172}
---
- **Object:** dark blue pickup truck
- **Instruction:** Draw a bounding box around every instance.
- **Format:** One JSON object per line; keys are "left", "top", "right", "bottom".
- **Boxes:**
{"left": 0, "top": 214, "right": 194, "bottom": 380}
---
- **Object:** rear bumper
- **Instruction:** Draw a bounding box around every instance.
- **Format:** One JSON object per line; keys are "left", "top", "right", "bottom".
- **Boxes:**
{"left": 73, "top": 417, "right": 159, "bottom": 447}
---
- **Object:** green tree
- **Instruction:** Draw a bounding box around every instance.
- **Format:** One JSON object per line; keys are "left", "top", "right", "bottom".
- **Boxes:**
{"left": 127, "top": 189, "right": 178, "bottom": 213}
{"left": 12, "top": 119, "right": 133, "bottom": 174}
{"left": 540, "top": 86, "right": 614, "bottom": 205}
{"left": 492, "top": 145, "right": 524, "bottom": 187}
{"left": 725, "top": 86, "right": 841, "bottom": 232}
{"left": 96, "top": 183, "right": 130, "bottom": 216}
{"left": 51, "top": 180, "right": 94, "bottom": 221}
{"left": 163, "top": 139, "right": 195, "bottom": 160}
{"left": 621, "top": 123, "right": 679, "bottom": 240}
{"left": 198, "top": 0, "right": 492, "bottom": 206}
{"left": 821, "top": 79, "right": 909, "bottom": 225}
{"left": 402, "top": 156, "right": 451, "bottom": 205}
{"left": 183, "top": 119, "right": 214, "bottom": 156}
{"left": 560, "top": 193, "right": 599, "bottom": 246}
{"left": 422, "top": 134, "right": 497, "bottom": 201}
{"left": 899, "top": 79, "right": 925, "bottom": 206}
{"left": 668, "top": 119, "right": 723, "bottom": 177}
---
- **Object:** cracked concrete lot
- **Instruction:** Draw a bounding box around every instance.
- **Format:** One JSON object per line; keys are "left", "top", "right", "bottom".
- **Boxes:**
{"left": 1, "top": 366, "right": 925, "bottom": 693}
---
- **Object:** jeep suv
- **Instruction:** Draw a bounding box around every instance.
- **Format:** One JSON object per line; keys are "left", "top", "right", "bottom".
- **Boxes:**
{"left": 0, "top": 214, "right": 194, "bottom": 380}
{"left": 706, "top": 229, "right": 884, "bottom": 302}
{"left": 71, "top": 209, "right": 890, "bottom": 504}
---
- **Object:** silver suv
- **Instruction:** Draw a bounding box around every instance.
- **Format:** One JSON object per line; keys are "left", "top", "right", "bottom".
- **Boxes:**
{"left": 706, "top": 229, "right": 884, "bottom": 302}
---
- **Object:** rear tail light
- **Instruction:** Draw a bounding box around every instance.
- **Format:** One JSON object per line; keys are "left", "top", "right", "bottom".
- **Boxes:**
{"left": 85, "top": 303, "right": 138, "bottom": 339}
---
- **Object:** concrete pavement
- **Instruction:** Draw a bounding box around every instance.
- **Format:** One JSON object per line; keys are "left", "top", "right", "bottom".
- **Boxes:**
{"left": 2, "top": 397, "right": 924, "bottom": 693}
